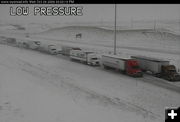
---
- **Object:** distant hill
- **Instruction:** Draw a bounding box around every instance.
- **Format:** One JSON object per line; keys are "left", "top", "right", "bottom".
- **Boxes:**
{"left": 36, "top": 26, "right": 180, "bottom": 51}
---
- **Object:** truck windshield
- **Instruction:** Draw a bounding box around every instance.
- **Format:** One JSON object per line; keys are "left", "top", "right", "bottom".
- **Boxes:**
{"left": 132, "top": 65, "right": 140, "bottom": 69}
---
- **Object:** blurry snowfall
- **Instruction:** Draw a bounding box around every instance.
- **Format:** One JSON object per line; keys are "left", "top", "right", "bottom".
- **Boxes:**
{"left": 0, "top": 19, "right": 180, "bottom": 122}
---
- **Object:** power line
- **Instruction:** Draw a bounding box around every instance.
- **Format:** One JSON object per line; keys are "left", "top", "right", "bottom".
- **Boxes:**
{"left": 114, "top": 4, "right": 117, "bottom": 55}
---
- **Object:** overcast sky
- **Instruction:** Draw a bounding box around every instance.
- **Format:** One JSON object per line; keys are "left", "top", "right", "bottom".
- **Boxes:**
{"left": 0, "top": 4, "right": 179, "bottom": 24}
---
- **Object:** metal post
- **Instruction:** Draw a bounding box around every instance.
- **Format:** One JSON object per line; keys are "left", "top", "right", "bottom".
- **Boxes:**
{"left": 114, "top": 4, "right": 117, "bottom": 55}
{"left": 154, "top": 19, "right": 156, "bottom": 31}
{"left": 131, "top": 17, "right": 133, "bottom": 29}
{"left": 179, "top": 19, "right": 180, "bottom": 32}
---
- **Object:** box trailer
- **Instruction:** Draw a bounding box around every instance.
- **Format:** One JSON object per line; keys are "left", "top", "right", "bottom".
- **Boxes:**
{"left": 131, "top": 56, "right": 180, "bottom": 81}
{"left": 38, "top": 44, "right": 60, "bottom": 55}
{"left": 61, "top": 45, "right": 81, "bottom": 56}
{"left": 0, "top": 37, "right": 16, "bottom": 46}
{"left": 131, "top": 56, "right": 169, "bottom": 74}
{"left": 70, "top": 50, "right": 99, "bottom": 66}
{"left": 26, "top": 40, "right": 41, "bottom": 50}
{"left": 101, "top": 54, "right": 143, "bottom": 77}
{"left": 38, "top": 43, "right": 55, "bottom": 54}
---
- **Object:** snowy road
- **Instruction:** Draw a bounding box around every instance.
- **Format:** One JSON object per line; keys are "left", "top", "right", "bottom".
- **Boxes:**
{"left": 0, "top": 45, "right": 180, "bottom": 122}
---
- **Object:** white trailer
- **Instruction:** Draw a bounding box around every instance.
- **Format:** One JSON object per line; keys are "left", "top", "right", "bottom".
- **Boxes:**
{"left": 101, "top": 54, "right": 143, "bottom": 77}
{"left": 70, "top": 50, "right": 99, "bottom": 66}
{"left": 101, "top": 54, "right": 128, "bottom": 70}
{"left": 48, "top": 45, "right": 58, "bottom": 55}
{"left": 38, "top": 43, "right": 49, "bottom": 53}
{"left": 131, "top": 56, "right": 169, "bottom": 74}
{"left": 61, "top": 45, "right": 81, "bottom": 56}
{"left": 26, "top": 40, "right": 41, "bottom": 50}
{"left": 16, "top": 39, "right": 29, "bottom": 48}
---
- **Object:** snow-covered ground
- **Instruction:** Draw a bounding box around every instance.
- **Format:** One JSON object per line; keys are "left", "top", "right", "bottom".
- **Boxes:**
{"left": 0, "top": 45, "right": 155, "bottom": 122}
{"left": 0, "top": 45, "right": 180, "bottom": 122}
{"left": 0, "top": 23, "right": 180, "bottom": 122}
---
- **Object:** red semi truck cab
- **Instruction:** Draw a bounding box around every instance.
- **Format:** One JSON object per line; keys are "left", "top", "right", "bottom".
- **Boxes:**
{"left": 126, "top": 60, "right": 143, "bottom": 77}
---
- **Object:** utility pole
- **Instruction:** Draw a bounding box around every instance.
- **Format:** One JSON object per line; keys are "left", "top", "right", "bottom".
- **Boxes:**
{"left": 131, "top": 17, "right": 133, "bottom": 29}
{"left": 114, "top": 4, "right": 117, "bottom": 55}
{"left": 154, "top": 19, "right": 156, "bottom": 30}
{"left": 179, "top": 19, "right": 180, "bottom": 32}
{"left": 100, "top": 18, "right": 103, "bottom": 27}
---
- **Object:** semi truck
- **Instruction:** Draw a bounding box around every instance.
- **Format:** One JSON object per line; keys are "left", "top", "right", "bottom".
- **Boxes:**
{"left": 101, "top": 54, "right": 143, "bottom": 77}
{"left": 0, "top": 37, "right": 16, "bottom": 46}
{"left": 26, "top": 40, "right": 41, "bottom": 50}
{"left": 61, "top": 45, "right": 81, "bottom": 56}
{"left": 48, "top": 45, "right": 58, "bottom": 55}
{"left": 16, "top": 39, "right": 29, "bottom": 48}
{"left": 38, "top": 43, "right": 54, "bottom": 54}
{"left": 16, "top": 39, "right": 40, "bottom": 50}
{"left": 131, "top": 55, "right": 180, "bottom": 81}
{"left": 70, "top": 50, "right": 100, "bottom": 66}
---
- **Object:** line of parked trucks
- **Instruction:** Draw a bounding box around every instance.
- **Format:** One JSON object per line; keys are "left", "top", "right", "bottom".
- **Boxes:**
{"left": 0, "top": 36, "right": 180, "bottom": 81}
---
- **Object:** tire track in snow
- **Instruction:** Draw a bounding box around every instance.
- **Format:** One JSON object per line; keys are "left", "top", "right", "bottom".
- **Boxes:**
{"left": 16, "top": 59, "right": 160, "bottom": 121}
